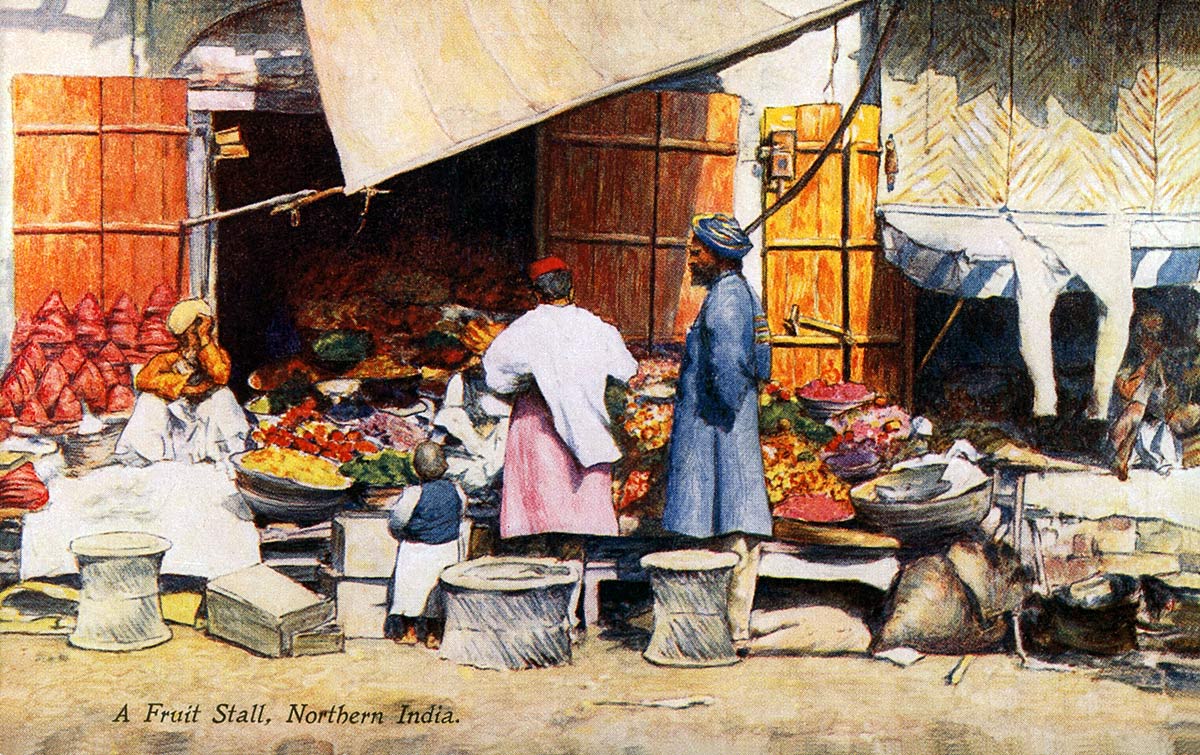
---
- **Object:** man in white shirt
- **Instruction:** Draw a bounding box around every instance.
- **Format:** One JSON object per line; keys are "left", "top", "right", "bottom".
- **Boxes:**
{"left": 483, "top": 257, "right": 637, "bottom": 545}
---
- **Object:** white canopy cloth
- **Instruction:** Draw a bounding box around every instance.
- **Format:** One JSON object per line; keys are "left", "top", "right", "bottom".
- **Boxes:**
{"left": 300, "top": 0, "right": 865, "bottom": 191}
{"left": 882, "top": 207, "right": 1141, "bottom": 418}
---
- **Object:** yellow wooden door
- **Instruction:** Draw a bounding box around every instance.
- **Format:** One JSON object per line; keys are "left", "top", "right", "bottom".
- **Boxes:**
{"left": 760, "top": 103, "right": 914, "bottom": 404}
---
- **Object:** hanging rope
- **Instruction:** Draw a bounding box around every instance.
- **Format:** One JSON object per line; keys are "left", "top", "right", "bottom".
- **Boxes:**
{"left": 823, "top": 23, "right": 840, "bottom": 102}
{"left": 746, "top": 1, "right": 905, "bottom": 236}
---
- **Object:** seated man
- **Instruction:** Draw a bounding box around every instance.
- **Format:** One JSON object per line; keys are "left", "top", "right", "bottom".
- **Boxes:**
{"left": 433, "top": 362, "right": 511, "bottom": 506}
{"left": 1110, "top": 310, "right": 1186, "bottom": 478}
{"left": 116, "top": 299, "right": 250, "bottom": 466}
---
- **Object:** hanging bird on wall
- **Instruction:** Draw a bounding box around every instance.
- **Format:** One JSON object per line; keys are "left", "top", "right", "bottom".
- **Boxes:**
{"left": 884, "top": 133, "right": 898, "bottom": 192}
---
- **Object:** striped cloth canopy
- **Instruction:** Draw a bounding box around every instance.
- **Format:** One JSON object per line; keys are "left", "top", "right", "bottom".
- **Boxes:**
{"left": 881, "top": 206, "right": 1200, "bottom": 299}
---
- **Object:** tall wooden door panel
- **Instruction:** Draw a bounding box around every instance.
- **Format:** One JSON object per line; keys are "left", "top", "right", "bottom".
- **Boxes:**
{"left": 12, "top": 74, "right": 188, "bottom": 319}
{"left": 654, "top": 91, "right": 739, "bottom": 341}
{"left": 762, "top": 103, "right": 914, "bottom": 404}
{"left": 539, "top": 90, "right": 738, "bottom": 342}
{"left": 99, "top": 77, "right": 189, "bottom": 308}
{"left": 12, "top": 76, "right": 103, "bottom": 315}
{"left": 762, "top": 104, "right": 845, "bottom": 386}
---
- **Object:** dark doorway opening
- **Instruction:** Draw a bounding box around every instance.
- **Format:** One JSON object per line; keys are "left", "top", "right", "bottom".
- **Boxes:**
{"left": 209, "top": 111, "right": 537, "bottom": 397}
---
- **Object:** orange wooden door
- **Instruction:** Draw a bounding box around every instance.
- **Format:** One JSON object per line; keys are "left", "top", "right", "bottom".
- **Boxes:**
{"left": 12, "top": 75, "right": 188, "bottom": 317}
{"left": 538, "top": 91, "right": 739, "bottom": 342}
{"left": 762, "top": 103, "right": 845, "bottom": 385}
{"left": 761, "top": 104, "right": 914, "bottom": 403}
{"left": 99, "top": 78, "right": 189, "bottom": 310}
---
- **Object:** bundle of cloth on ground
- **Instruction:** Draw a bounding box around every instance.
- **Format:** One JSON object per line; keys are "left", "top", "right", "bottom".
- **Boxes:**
{"left": 19, "top": 461, "right": 261, "bottom": 579}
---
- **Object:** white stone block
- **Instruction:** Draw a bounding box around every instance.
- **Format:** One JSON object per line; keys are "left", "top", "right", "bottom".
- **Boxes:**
{"left": 332, "top": 512, "right": 398, "bottom": 579}
{"left": 335, "top": 578, "right": 390, "bottom": 639}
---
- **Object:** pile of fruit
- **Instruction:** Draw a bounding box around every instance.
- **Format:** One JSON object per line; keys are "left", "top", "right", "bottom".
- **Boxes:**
{"left": 615, "top": 468, "right": 652, "bottom": 513}
{"left": 608, "top": 352, "right": 683, "bottom": 521}
{"left": 797, "top": 379, "right": 874, "bottom": 403}
{"left": 356, "top": 411, "right": 429, "bottom": 452}
{"left": 760, "top": 431, "right": 850, "bottom": 508}
{"left": 772, "top": 492, "right": 855, "bottom": 523}
{"left": 287, "top": 246, "right": 533, "bottom": 374}
{"left": 824, "top": 403, "right": 914, "bottom": 463}
{"left": 250, "top": 398, "right": 378, "bottom": 463}
{"left": 759, "top": 381, "right": 838, "bottom": 438}
{"left": 0, "top": 291, "right": 156, "bottom": 430}
{"left": 622, "top": 400, "right": 673, "bottom": 453}
{"left": 238, "top": 446, "right": 349, "bottom": 488}
{"left": 627, "top": 356, "right": 680, "bottom": 392}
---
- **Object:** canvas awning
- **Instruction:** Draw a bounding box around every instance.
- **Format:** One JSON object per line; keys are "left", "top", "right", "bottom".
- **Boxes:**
{"left": 299, "top": 0, "right": 867, "bottom": 192}
{"left": 881, "top": 207, "right": 1200, "bottom": 299}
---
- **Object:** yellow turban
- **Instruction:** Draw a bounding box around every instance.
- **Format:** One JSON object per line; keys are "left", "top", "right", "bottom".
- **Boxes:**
{"left": 166, "top": 299, "right": 212, "bottom": 335}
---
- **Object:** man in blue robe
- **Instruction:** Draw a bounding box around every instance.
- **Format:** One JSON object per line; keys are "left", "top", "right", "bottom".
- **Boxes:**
{"left": 662, "top": 213, "right": 772, "bottom": 642}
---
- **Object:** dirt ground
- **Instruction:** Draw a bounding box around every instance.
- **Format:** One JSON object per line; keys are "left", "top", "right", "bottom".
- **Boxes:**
{"left": 3, "top": 627, "right": 1200, "bottom": 755}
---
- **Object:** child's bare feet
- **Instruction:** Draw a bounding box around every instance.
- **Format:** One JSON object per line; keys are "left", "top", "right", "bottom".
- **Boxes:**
{"left": 394, "top": 624, "right": 419, "bottom": 645}
{"left": 424, "top": 634, "right": 441, "bottom": 650}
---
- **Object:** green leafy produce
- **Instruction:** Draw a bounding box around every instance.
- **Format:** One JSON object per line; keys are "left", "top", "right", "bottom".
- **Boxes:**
{"left": 420, "top": 331, "right": 465, "bottom": 350}
{"left": 759, "top": 400, "right": 835, "bottom": 443}
{"left": 339, "top": 450, "right": 418, "bottom": 487}
{"left": 605, "top": 379, "right": 628, "bottom": 424}
{"left": 312, "top": 329, "right": 373, "bottom": 364}
{"left": 263, "top": 376, "right": 316, "bottom": 414}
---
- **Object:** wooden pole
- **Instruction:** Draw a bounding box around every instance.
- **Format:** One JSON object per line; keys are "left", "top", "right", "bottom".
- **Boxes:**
{"left": 181, "top": 188, "right": 327, "bottom": 228}
{"left": 917, "top": 299, "right": 964, "bottom": 374}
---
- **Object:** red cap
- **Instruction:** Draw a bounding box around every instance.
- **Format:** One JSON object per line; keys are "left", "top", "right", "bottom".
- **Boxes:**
{"left": 528, "top": 256, "right": 569, "bottom": 281}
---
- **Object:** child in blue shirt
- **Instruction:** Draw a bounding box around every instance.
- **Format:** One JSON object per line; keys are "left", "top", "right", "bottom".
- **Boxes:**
{"left": 387, "top": 442, "right": 466, "bottom": 648}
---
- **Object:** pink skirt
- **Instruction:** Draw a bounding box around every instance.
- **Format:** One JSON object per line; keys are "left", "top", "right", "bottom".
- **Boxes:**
{"left": 500, "top": 391, "right": 618, "bottom": 538}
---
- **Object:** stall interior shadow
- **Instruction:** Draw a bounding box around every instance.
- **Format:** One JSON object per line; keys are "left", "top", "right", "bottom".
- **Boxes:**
{"left": 209, "top": 111, "right": 537, "bottom": 400}
{"left": 913, "top": 287, "right": 1200, "bottom": 463}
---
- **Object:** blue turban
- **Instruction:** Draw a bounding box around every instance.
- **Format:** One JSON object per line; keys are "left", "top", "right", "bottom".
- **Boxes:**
{"left": 691, "top": 213, "right": 753, "bottom": 259}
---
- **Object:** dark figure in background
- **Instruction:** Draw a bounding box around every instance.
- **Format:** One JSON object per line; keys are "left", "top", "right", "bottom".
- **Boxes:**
{"left": 1109, "top": 310, "right": 1183, "bottom": 479}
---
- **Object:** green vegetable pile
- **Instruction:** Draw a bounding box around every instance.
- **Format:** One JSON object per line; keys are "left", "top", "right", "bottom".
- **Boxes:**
{"left": 312, "top": 329, "right": 373, "bottom": 364}
{"left": 758, "top": 400, "right": 835, "bottom": 443}
{"left": 339, "top": 450, "right": 418, "bottom": 487}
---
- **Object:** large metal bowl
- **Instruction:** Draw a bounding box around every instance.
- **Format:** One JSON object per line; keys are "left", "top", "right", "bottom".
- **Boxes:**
{"left": 850, "top": 477, "right": 990, "bottom": 548}
{"left": 798, "top": 394, "right": 875, "bottom": 422}
{"left": 229, "top": 451, "right": 352, "bottom": 523}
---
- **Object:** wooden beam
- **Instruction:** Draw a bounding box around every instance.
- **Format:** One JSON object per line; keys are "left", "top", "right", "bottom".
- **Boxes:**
{"left": 918, "top": 299, "right": 966, "bottom": 374}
